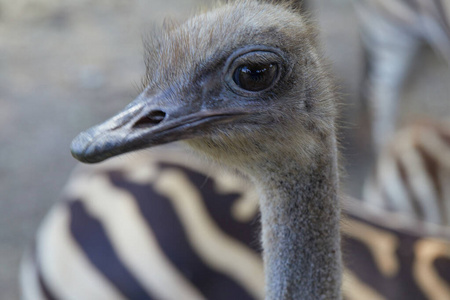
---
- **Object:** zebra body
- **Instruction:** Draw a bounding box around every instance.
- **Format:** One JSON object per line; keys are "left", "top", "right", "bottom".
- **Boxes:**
{"left": 22, "top": 145, "right": 450, "bottom": 300}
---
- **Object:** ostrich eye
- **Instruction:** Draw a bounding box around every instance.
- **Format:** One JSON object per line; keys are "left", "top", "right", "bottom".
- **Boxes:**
{"left": 232, "top": 63, "right": 278, "bottom": 92}
{"left": 225, "top": 49, "right": 286, "bottom": 95}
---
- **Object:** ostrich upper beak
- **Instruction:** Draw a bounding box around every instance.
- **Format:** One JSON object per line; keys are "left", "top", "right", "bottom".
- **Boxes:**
{"left": 70, "top": 92, "right": 247, "bottom": 163}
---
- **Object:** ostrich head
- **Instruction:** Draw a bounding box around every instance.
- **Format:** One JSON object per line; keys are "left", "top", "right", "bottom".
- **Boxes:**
{"left": 71, "top": 0, "right": 337, "bottom": 175}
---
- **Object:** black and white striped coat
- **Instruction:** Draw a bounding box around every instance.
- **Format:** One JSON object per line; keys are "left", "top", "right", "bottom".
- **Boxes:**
{"left": 365, "top": 120, "right": 450, "bottom": 226}
{"left": 21, "top": 143, "right": 450, "bottom": 300}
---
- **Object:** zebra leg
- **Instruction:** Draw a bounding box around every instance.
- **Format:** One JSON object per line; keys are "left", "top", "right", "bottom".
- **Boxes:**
{"left": 356, "top": 3, "right": 421, "bottom": 152}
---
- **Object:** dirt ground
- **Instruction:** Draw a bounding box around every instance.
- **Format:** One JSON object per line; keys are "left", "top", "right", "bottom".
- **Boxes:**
{"left": 0, "top": 0, "right": 449, "bottom": 299}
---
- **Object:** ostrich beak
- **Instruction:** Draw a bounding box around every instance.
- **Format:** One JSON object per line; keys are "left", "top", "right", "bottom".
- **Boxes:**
{"left": 70, "top": 92, "right": 247, "bottom": 163}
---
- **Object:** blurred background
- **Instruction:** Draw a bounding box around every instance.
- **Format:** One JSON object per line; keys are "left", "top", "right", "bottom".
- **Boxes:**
{"left": 1, "top": 0, "right": 449, "bottom": 298}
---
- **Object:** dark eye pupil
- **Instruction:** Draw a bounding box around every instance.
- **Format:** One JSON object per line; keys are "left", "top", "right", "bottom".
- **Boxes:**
{"left": 233, "top": 63, "right": 278, "bottom": 92}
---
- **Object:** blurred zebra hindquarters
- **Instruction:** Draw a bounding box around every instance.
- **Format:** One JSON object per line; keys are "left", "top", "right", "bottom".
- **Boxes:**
{"left": 364, "top": 120, "right": 450, "bottom": 225}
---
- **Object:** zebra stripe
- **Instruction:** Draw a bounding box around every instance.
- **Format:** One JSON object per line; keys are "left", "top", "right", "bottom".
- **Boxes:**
{"left": 35, "top": 203, "right": 128, "bottom": 299}
{"left": 160, "top": 164, "right": 262, "bottom": 253}
{"left": 364, "top": 120, "right": 450, "bottom": 225}
{"left": 69, "top": 200, "right": 153, "bottom": 300}
{"left": 108, "top": 170, "right": 260, "bottom": 300}
{"left": 63, "top": 166, "right": 209, "bottom": 300}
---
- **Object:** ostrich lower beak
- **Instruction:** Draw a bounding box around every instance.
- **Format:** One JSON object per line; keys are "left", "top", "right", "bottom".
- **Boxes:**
{"left": 70, "top": 94, "right": 247, "bottom": 163}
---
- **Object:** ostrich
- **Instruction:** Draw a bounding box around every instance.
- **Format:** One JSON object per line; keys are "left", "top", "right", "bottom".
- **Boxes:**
{"left": 71, "top": 0, "right": 342, "bottom": 299}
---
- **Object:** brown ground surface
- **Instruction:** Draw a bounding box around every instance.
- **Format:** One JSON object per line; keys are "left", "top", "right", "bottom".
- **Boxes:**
{"left": 0, "top": 0, "right": 449, "bottom": 299}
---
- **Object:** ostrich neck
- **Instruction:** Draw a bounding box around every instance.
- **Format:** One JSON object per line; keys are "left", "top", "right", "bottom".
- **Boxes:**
{"left": 254, "top": 143, "right": 342, "bottom": 299}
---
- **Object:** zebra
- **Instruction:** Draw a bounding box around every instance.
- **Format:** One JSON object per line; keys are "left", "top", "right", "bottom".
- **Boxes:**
{"left": 354, "top": 0, "right": 450, "bottom": 151}
{"left": 21, "top": 141, "right": 450, "bottom": 300}
{"left": 364, "top": 119, "right": 450, "bottom": 226}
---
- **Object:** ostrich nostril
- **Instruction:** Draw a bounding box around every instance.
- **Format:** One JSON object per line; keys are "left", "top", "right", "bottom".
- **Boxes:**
{"left": 133, "top": 110, "right": 166, "bottom": 128}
